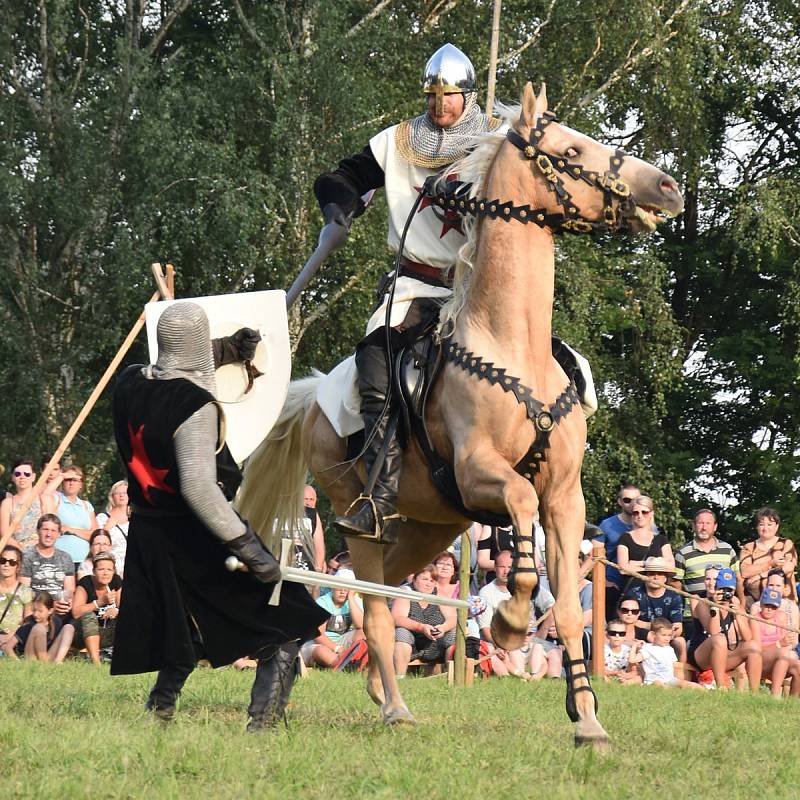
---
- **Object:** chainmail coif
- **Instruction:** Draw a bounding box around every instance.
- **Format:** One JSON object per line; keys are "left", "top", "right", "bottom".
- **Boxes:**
{"left": 148, "top": 301, "right": 217, "bottom": 395}
{"left": 396, "top": 93, "right": 502, "bottom": 169}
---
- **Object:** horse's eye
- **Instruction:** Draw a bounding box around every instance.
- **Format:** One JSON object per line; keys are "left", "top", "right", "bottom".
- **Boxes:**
{"left": 565, "top": 147, "right": 579, "bottom": 158}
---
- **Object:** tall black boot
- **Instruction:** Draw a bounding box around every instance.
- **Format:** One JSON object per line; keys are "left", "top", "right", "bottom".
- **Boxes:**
{"left": 334, "top": 342, "right": 402, "bottom": 543}
{"left": 246, "top": 642, "right": 299, "bottom": 732}
{"left": 145, "top": 662, "right": 194, "bottom": 721}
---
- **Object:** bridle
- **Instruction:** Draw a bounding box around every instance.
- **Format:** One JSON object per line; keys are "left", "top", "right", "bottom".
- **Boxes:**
{"left": 424, "top": 110, "right": 637, "bottom": 235}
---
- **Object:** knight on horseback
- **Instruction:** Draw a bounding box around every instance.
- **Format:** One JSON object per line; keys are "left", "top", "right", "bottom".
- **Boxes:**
{"left": 314, "top": 43, "right": 503, "bottom": 542}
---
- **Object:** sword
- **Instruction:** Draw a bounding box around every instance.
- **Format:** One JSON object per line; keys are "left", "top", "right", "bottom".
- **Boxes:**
{"left": 285, "top": 190, "right": 375, "bottom": 308}
{"left": 224, "top": 552, "right": 469, "bottom": 610}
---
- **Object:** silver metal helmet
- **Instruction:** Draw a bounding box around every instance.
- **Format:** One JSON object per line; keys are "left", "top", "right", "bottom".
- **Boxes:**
{"left": 422, "top": 44, "right": 476, "bottom": 115}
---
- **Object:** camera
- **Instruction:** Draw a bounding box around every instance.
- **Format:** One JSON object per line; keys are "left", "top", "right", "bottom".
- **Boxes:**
{"left": 719, "top": 588, "right": 734, "bottom": 602}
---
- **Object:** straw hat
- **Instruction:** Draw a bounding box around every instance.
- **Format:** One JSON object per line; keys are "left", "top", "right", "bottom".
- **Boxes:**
{"left": 642, "top": 556, "right": 677, "bottom": 575}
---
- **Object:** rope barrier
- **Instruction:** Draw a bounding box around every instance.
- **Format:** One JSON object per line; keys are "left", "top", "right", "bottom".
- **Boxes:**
{"left": 596, "top": 556, "right": 800, "bottom": 636}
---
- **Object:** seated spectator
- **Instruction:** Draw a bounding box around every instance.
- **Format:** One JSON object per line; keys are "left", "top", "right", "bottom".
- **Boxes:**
{"left": 603, "top": 620, "right": 641, "bottom": 683}
{"left": 95, "top": 480, "right": 129, "bottom": 577}
{"left": 752, "top": 569, "right": 800, "bottom": 654}
{"left": 14, "top": 591, "right": 73, "bottom": 661}
{"left": 616, "top": 496, "right": 673, "bottom": 591}
{"left": 577, "top": 543, "right": 594, "bottom": 657}
{"left": 20, "top": 514, "right": 75, "bottom": 620}
{"left": 639, "top": 617, "right": 702, "bottom": 689}
{"left": 0, "top": 458, "right": 55, "bottom": 551}
{"left": 527, "top": 606, "right": 564, "bottom": 679}
{"left": 739, "top": 507, "right": 798, "bottom": 609}
{"left": 751, "top": 587, "right": 798, "bottom": 698}
{"left": 70, "top": 552, "right": 122, "bottom": 665}
{"left": 301, "top": 580, "right": 364, "bottom": 668}
{"left": 77, "top": 529, "right": 114, "bottom": 579}
{"left": 393, "top": 566, "right": 456, "bottom": 676}
{"left": 625, "top": 557, "right": 686, "bottom": 661}
{"left": 53, "top": 465, "right": 97, "bottom": 568}
{"left": 616, "top": 596, "right": 643, "bottom": 643}
{"left": 433, "top": 551, "right": 460, "bottom": 599}
{"left": 687, "top": 567, "right": 762, "bottom": 690}
{"left": 0, "top": 545, "right": 34, "bottom": 658}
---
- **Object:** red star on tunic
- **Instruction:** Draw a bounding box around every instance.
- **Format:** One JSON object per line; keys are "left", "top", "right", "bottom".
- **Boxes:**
{"left": 127, "top": 422, "right": 175, "bottom": 504}
{"left": 414, "top": 172, "right": 464, "bottom": 238}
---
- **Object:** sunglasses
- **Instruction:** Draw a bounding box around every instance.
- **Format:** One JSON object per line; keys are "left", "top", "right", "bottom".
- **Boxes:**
{"left": 631, "top": 510, "right": 652, "bottom": 516}
{"left": 607, "top": 630, "right": 626, "bottom": 637}
{"left": 620, "top": 497, "right": 636, "bottom": 504}
{"left": 13, "top": 470, "right": 32, "bottom": 478}
{"left": 63, "top": 477, "right": 82, "bottom": 483}
{"left": 0, "top": 557, "right": 19, "bottom": 566}
{"left": 619, "top": 607, "right": 640, "bottom": 614}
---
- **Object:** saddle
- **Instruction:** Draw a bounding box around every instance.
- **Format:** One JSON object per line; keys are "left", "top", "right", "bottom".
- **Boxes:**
{"left": 377, "top": 333, "right": 587, "bottom": 527}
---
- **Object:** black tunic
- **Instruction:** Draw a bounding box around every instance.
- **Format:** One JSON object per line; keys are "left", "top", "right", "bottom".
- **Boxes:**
{"left": 110, "top": 366, "right": 327, "bottom": 674}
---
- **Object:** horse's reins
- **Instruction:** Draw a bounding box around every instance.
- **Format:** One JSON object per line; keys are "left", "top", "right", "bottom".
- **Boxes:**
{"left": 423, "top": 110, "right": 635, "bottom": 235}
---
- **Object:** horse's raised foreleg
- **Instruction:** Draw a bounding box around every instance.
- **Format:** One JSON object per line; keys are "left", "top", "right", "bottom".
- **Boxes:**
{"left": 458, "top": 451, "right": 538, "bottom": 650}
{"left": 347, "top": 538, "right": 415, "bottom": 726}
{"left": 541, "top": 488, "right": 609, "bottom": 749}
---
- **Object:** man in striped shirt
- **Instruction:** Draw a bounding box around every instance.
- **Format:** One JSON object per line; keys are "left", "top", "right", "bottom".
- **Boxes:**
{"left": 671, "top": 509, "right": 739, "bottom": 634}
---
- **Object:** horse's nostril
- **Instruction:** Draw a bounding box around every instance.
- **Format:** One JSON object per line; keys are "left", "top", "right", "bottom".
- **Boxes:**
{"left": 660, "top": 177, "right": 678, "bottom": 195}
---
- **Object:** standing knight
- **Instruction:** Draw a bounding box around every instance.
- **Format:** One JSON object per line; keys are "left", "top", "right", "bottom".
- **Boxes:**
{"left": 110, "top": 302, "right": 327, "bottom": 730}
{"left": 314, "top": 43, "right": 503, "bottom": 542}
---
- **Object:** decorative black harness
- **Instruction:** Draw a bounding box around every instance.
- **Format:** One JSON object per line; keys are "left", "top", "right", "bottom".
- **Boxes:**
{"left": 422, "top": 110, "right": 636, "bottom": 235}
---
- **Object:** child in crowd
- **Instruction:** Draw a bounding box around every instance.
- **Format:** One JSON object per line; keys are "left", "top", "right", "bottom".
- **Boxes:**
{"left": 604, "top": 620, "right": 641, "bottom": 683}
{"left": 15, "top": 591, "right": 70, "bottom": 661}
{"left": 640, "top": 617, "right": 703, "bottom": 689}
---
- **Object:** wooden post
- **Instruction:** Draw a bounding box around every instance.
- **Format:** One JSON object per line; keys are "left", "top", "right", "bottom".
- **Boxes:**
{"left": 453, "top": 527, "right": 472, "bottom": 686}
{"left": 591, "top": 542, "right": 606, "bottom": 677}
{"left": 485, "top": 0, "right": 503, "bottom": 113}
{"left": 0, "top": 272, "right": 174, "bottom": 555}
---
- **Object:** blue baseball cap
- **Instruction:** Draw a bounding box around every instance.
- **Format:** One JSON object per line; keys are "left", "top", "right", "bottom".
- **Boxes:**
{"left": 715, "top": 568, "right": 737, "bottom": 589}
{"left": 760, "top": 587, "right": 782, "bottom": 607}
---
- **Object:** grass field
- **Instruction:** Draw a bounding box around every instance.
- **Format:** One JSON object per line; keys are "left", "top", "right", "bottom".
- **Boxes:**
{"left": 2, "top": 662, "right": 799, "bottom": 799}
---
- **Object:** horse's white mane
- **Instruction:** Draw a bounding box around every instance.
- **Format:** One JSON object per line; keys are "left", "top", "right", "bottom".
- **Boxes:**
{"left": 437, "top": 102, "right": 521, "bottom": 337}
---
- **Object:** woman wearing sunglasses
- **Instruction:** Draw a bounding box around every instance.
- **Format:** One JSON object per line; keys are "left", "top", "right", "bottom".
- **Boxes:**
{"left": 0, "top": 545, "right": 35, "bottom": 657}
{"left": 0, "top": 459, "right": 55, "bottom": 551}
{"left": 616, "top": 496, "right": 673, "bottom": 591}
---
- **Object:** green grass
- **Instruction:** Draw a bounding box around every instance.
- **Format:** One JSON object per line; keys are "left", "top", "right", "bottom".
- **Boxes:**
{"left": 2, "top": 662, "right": 800, "bottom": 799}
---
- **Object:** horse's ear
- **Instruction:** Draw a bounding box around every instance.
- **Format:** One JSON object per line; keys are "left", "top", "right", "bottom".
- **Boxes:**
{"left": 519, "top": 81, "right": 548, "bottom": 129}
{"left": 519, "top": 82, "right": 536, "bottom": 128}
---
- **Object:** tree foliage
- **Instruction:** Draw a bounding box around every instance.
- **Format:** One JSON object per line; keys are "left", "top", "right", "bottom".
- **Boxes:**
{"left": 1, "top": 0, "right": 799, "bottom": 546}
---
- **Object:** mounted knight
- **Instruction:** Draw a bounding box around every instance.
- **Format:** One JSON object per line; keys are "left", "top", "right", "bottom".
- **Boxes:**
{"left": 311, "top": 43, "right": 594, "bottom": 543}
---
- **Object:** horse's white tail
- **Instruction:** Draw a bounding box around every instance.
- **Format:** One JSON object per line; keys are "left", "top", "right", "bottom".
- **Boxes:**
{"left": 235, "top": 370, "right": 324, "bottom": 551}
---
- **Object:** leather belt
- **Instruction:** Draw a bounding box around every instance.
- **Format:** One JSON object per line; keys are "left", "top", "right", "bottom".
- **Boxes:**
{"left": 131, "top": 503, "right": 191, "bottom": 518}
{"left": 399, "top": 257, "right": 452, "bottom": 288}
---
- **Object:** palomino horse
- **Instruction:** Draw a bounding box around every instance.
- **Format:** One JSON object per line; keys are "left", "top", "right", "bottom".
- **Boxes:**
{"left": 237, "top": 82, "right": 683, "bottom": 747}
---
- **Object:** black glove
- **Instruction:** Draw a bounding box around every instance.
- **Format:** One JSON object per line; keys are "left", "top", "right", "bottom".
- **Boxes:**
{"left": 322, "top": 202, "right": 351, "bottom": 231}
{"left": 227, "top": 525, "right": 281, "bottom": 584}
{"left": 212, "top": 327, "right": 261, "bottom": 368}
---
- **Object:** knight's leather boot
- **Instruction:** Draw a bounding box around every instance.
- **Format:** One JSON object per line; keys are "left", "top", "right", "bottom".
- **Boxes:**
{"left": 246, "top": 643, "right": 299, "bottom": 732}
{"left": 145, "top": 662, "right": 194, "bottom": 721}
{"left": 334, "top": 411, "right": 402, "bottom": 543}
{"left": 334, "top": 343, "right": 402, "bottom": 544}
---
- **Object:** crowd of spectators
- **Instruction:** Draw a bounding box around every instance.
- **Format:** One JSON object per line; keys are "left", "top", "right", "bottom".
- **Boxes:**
{"left": 0, "top": 458, "right": 126, "bottom": 664}
{"left": 2, "top": 461, "right": 799, "bottom": 697}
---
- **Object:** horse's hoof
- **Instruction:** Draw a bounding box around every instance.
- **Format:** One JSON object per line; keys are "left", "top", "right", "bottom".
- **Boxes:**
{"left": 490, "top": 605, "right": 527, "bottom": 651}
{"left": 574, "top": 734, "right": 610, "bottom": 751}
{"left": 382, "top": 706, "right": 417, "bottom": 726}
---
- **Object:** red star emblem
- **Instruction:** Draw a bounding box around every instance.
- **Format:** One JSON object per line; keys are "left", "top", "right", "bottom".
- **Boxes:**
{"left": 414, "top": 172, "right": 464, "bottom": 238}
{"left": 127, "top": 422, "right": 175, "bottom": 504}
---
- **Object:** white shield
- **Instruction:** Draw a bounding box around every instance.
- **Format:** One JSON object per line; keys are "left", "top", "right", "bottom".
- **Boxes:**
{"left": 145, "top": 290, "right": 290, "bottom": 463}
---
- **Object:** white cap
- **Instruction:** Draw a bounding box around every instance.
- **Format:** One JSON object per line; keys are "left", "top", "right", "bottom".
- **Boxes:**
{"left": 336, "top": 568, "right": 355, "bottom": 581}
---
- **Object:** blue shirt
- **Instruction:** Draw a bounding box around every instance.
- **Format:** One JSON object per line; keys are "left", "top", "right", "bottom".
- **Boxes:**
{"left": 595, "top": 514, "right": 632, "bottom": 587}
{"left": 55, "top": 493, "right": 94, "bottom": 563}
{"left": 625, "top": 584, "right": 683, "bottom": 625}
